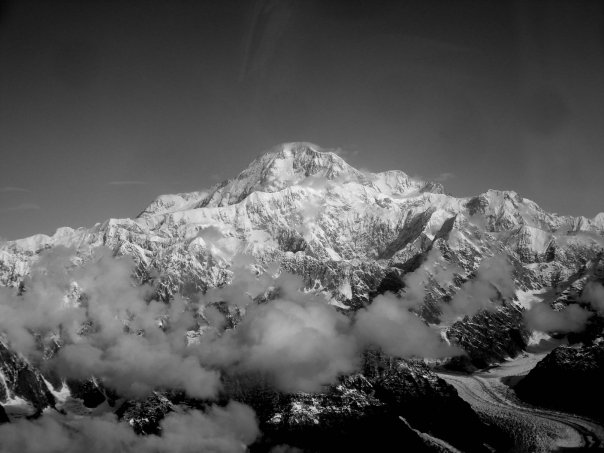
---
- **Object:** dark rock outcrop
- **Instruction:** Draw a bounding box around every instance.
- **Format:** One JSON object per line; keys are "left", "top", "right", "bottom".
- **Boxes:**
{"left": 227, "top": 352, "right": 510, "bottom": 452}
{"left": 253, "top": 377, "right": 434, "bottom": 453}
{"left": 67, "top": 378, "right": 117, "bottom": 408}
{"left": 363, "top": 352, "right": 509, "bottom": 453}
{"left": 446, "top": 304, "right": 529, "bottom": 370}
{"left": 115, "top": 392, "right": 174, "bottom": 435}
{"left": 0, "top": 404, "right": 9, "bottom": 424}
{"left": 0, "top": 340, "right": 55, "bottom": 412}
{"left": 515, "top": 343, "right": 604, "bottom": 421}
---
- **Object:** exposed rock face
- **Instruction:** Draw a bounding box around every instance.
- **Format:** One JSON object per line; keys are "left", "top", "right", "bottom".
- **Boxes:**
{"left": 363, "top": 353, "right": 507, "bottom": 452}
{"left": 551, "top": 256, "right": 604, "bottom": 345}
{"left": 0, "top": 339, "right": 55, "bottom": 412}
{"left": 116, "top": 392, "right": 174, "bottom": 435}
{"left": 222, "top": 352, "right": 508, "bottom": 453}
{"left": 256, "top": 375, "right": 430, "bottom": 453}
{"left": 261, "top": 400, "right": 432, "bottom": 452}
{"left": 515, "top": 343, "right": 604, "bottom": 421}
{"left": 88, "top": 359, "right": 516, "bottom": 452}
{"left": 510, "top": 257, "right": 604, "bottom": 421}
{"left": 446, "top": 304, "right": 530, "bottom": 370}
{"left": 66, "top": 378, "right": 117, "bottom": 409}
{"left": 0, "top": 404, "right": 8, "bottom": 424}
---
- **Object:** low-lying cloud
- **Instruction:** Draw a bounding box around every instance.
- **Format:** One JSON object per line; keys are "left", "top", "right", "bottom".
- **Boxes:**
{"left": 581, "top": 281, "right": 604, "bottom": 313}
{"left": 198, "top": 266, "right": 460, "bottom": 392}
{"left": 524, "top": 302, "right": 593, "bottom": 333}
{"left": 523, "top": 280, "right": 604, "bottom": 334}
{"left": 0, "top": 246, "right": 220, "bottom": 399}
{"left": 0, "top": 245, "right": 460, "bottom": 400}
{"left": 199, "top": 293, "right": 359, "bottom": 392}
{"left": 0, "top": 401, "right": 258, "bottom": 453}
{"left": 444, "top": 254, "right": 515, "bottom": 320}
{"left": 400, "top": 248, "right": 462, "bottom": 308}
{"left": 354, "top": 292, "right": 461, "bottom": 358}
{"left": 3, "top": 240, "right": 594, "bottom": 401}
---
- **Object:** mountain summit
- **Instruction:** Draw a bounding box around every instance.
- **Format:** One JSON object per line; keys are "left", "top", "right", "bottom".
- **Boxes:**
{"left": 138, "top": 142, "right": 443, "bottom": 218}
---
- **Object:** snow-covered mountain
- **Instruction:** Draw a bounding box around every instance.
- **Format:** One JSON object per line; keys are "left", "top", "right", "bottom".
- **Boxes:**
{"left": 2, "top": 142, "right": 603, "bottom": 373}
{"left": 2, "top": 142, "right": 604, "bottom": 452}
{"left": 2, "top": 142, "right": 602, "bottom": 305}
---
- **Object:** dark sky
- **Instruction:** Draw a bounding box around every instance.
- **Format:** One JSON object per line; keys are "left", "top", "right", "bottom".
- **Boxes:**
{"left": 1, "top": 0, "right": 603, "bottom": 240}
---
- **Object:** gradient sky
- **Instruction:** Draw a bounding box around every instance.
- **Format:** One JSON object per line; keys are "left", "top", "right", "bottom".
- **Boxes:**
{"left": 1, "top": 0, "right": 603, "bottom": 240}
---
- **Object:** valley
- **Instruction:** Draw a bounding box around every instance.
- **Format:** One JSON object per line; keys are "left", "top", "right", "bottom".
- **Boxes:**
{"left": 440, "top": 351, "right": 604, "bottom": 452}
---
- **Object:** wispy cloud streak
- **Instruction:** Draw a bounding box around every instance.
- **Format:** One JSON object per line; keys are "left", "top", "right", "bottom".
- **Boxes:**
{"left": 0, "top": 186, "right": 31, "bottom": 193}
{"left": 0, "top": 203, "right": 40, "bottom": 213}
{"left": 434, "top": 172, "right": 456, "bottom": 182}
{"left": 107, "top": 181, "right": 147, "bottom": 186}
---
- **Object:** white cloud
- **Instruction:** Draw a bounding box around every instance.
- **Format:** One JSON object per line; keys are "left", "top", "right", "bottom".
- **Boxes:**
{"left": 0, "top": 246, "right": 221, "bottom": 399}
{"left": 443, "top": 255, "right": 515, "bottom": 320}
{"left": 198, "top": 273, "right": 360, "bottom": 393}
{"left": 524, "top": 302, "right": 592, "bottom": 333}
{"left": 581, "top": 281, "right": 604, "bottom": 313}
{"left": 0, "top": 401, "right": 259, "bottom": 453}
{"left": 354, "top": 292, "right": 462, "bottom": 359}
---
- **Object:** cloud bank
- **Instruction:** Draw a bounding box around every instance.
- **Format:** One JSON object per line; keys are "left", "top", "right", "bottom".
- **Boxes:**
{"left": 0, "top": 401, "right": 258, "bottom": 453}
{"left": 524, "top": 303, "right": 593, "bottom": 334}
{"left": 0, "top": 246, "right": 220, "bottom": 399}
{"left": 354, "top": 292, "right": 461, "bottom": 358}
{"left": 0, "top": 245, "right": 461, "bottom": 400}
{"left": 3, "top": 242, "right": 594, "bottom": 400}
{"left": 198, "top": 265, "right": 461, "bottom": 392}
{"left": 582, "top": 281, "right": 604, "bottom": 313}
{"left": 444, "top": 255, "right": 516, "bottom": 320}
{"left": 523, "top": 280, "right": 604, "bottom": 334}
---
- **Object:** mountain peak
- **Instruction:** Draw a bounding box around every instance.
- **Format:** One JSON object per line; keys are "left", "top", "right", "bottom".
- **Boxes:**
{"left": 139, "top": 143, "right": 442, "bottom": 217}
{"left": 265, "top": 141, "right": 327, "bottom": 157}
{"left": 253, "top": 142, "right": 356, "bottom": 176}
{"left": 246, "top": 142, "right": 363, "bottom": 182}
{"left": 190, "top": 142, "right": 368, "bottom": 209}
{"left": 137, "top": 143, "right": 351, "bottom": 217}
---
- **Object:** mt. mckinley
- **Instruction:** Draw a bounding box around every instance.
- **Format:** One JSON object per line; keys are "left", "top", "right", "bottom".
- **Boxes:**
{"left": 3, "top": 142, "right": 602, "bottom": 302}
{"left": 1, "top": 142, "right": 604, "bottom": 452}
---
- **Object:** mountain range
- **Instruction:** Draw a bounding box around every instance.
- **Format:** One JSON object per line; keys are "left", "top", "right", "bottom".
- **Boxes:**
{"left": 1, "top": 142, "right": 604, "bottom": 452}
